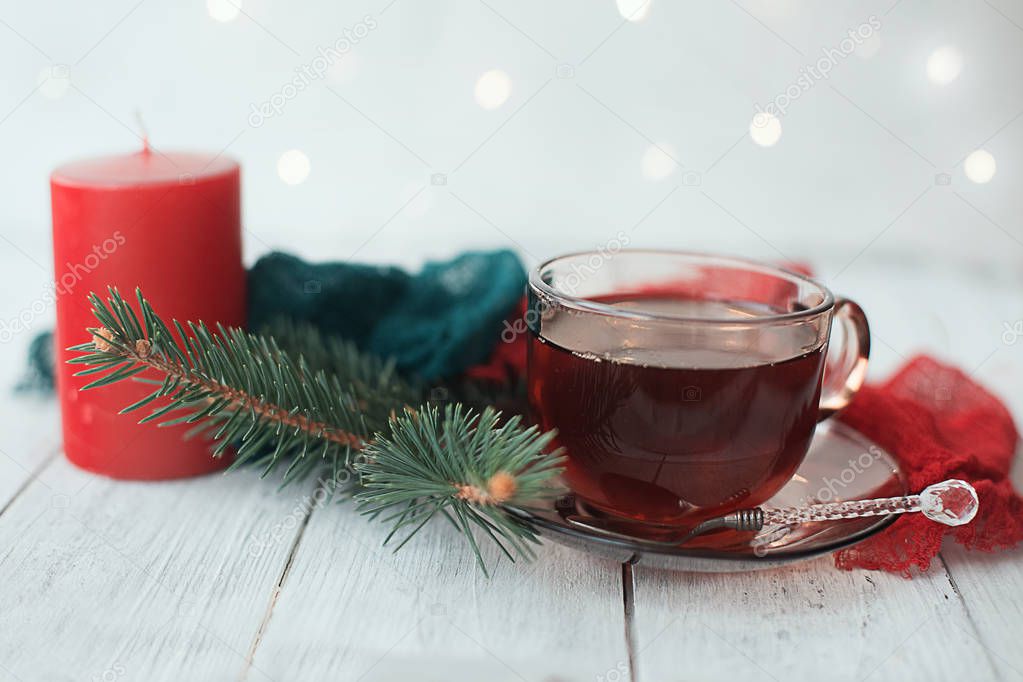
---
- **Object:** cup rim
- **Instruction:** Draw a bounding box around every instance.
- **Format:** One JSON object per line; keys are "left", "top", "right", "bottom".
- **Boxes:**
{"left": 528, "top": 249, "right": 836, "bottom": 325}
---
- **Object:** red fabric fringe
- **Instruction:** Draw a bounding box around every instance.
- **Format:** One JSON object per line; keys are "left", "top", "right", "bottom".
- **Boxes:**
{"left": 833, "top": 356, "right": 1023, "bottom": 575}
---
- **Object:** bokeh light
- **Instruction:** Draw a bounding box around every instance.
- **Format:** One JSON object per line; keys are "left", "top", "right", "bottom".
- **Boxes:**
{"left": 927, "top": 46, "right": 963, "bottom": 85}
{"left": 207, "top": 0, "right": 241, "bottom": 23}
{"left": 749, "top": 112, "right": 782, "bottom": 147}
{"left": 964, "top": 149, "right": 996, "bottom": 184}
{"left": 474, "top": 69, "right": 512, "bottom": 110}
{"left": 277, "top": 150, "right": 310, "bottom": 185}
{"left": 641, "top": 144, "right": 678, "bottom": 181}
{"left": 616, "top": 0, "right": 651, "bottom": 22}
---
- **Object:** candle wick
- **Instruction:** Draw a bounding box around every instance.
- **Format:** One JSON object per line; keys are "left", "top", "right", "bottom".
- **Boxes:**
{"left": 134, "top": 109, "right": 150, "bottom": 155}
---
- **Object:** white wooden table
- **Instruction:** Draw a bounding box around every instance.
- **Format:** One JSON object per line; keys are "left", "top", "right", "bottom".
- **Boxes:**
{"left": 1, "top": 258, "right": 1021, "bottom": 682}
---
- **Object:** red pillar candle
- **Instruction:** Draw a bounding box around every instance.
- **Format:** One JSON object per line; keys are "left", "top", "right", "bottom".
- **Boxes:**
{"left": 50, "top": 147, "right": 246, "bottom": 479}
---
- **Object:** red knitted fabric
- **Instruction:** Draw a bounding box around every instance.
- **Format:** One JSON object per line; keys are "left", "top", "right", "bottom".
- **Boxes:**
{"left": 464, "top": 299, "right": 527, "bottom": 383}
{"left": 833, "top": 355, "right": 1023, "bottom": 575}
{"left": 469, "top": 298, "right": 1022, "bottom": 576}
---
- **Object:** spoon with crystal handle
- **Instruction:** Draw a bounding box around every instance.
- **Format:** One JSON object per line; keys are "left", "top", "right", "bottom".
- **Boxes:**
{"left": 562, "top": 479, "right": 979, "bottom": 548}
{"left": 756, "top": 478, "right": 979, "bottom": 527}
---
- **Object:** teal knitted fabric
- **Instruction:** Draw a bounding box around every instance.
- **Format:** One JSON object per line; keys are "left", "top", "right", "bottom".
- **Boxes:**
{"left": 248, "top": 250, "right": 526, "bottom": 380}
{"left": 21, "top": 249, "right": 526, "bottom": 390}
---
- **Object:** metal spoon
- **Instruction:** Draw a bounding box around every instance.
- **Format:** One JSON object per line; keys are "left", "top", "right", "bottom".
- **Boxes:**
{"left": 565, "top": 479, "right": 979, "bottom": 549}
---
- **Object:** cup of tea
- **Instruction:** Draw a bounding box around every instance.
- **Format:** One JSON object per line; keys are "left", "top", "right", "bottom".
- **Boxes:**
{"left": 526, "top": 250, "right": 869, "bottom": 526}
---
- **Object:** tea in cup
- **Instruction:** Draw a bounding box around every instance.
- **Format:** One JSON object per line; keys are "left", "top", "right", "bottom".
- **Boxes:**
{"left": 527, "top": 251, "right": 869, "bottom": 525}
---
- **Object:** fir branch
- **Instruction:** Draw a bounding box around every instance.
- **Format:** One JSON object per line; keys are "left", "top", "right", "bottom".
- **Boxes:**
{"left": 68, "top": 288, "right": 565, "bottom": 573}
{"left": 356, "top": 404, "right": 563, "bottom": 575}
{"left": 257, "top": 318, "right": 422, "bottom": 434}
{"left": 261, "top": 317, "right": 526, "bottom": 419}
{"left": 70, "top": 289, "right": 369, "bottom": 482}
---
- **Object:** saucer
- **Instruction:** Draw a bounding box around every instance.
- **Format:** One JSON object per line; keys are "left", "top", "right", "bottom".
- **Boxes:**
{"left": 511, "top": 421, "right": 907, "bottom": 572}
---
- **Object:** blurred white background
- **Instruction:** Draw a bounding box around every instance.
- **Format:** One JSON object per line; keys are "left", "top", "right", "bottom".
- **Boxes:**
{"left": 1, "top": 0, "right": 1021, "bottom": 384}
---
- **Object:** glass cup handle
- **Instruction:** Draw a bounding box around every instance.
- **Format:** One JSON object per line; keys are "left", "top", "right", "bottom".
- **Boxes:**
{"left": 818, "top": 297, "right": 870, "bottom": 421}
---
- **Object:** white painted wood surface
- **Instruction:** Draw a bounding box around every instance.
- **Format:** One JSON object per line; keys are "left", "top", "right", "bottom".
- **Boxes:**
{"left": 1, "top": 260, "right": 1021, "bottom": 682}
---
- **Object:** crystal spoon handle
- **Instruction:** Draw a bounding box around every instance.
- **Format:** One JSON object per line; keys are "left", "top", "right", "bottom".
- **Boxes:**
{"left": 558, "top": 479, "right": 980, "bottom": 549}
{"left": 755, "top": 478, "right": 979, "bottom": 528}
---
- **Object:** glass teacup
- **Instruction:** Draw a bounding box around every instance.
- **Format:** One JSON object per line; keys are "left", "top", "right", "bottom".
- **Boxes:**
{"left": 527, "top": 250, "right": 869, "bottom": 525}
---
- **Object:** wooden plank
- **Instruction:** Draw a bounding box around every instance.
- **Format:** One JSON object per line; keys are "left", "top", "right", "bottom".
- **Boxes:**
{"left": 940, "top": 546, "right": 1023, "bottom": 681}
{"left": 0, "top": 399, "right": 60, "bottom": 513}
{"left": 0, "top": 457, "right": 318, "bottom": 682}
{"left": 250, "top": 502, "right": 630, "bottom": 681}
{"left": 936, "top": 439, "right": 1023, "bottom": 681}
{"left": 630, "top": 557, "right": 998, "bottom": 681}
{"left": 0, "top": 247, "right": 62, "bottom": 511}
